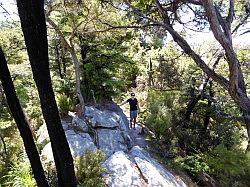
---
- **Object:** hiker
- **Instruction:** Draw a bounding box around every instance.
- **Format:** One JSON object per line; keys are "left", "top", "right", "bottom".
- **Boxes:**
{"left": 120, "top": 93, "right": 140, "bottom": 129}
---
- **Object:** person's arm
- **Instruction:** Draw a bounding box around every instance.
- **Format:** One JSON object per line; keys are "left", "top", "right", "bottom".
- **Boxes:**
{"left": 119, "top": 100, "right": 128, "bottom": 106}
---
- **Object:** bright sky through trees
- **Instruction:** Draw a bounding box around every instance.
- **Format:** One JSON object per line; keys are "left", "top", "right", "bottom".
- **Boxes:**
{"left": 0, "top": 0, "right": 18, "bottom": 21}
{"left": 0, "top": 0, "right": 249, "bottom": 47}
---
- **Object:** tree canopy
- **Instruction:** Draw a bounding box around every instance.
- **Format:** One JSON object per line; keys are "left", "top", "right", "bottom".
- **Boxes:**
{"left": 0, "top": 0, "right": 250, "bottom": 186}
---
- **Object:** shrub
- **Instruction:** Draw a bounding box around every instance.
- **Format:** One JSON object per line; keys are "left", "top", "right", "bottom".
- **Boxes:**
{"left": 75, "top": 150, "right": 106, "bottom": 187}
{"left": 205, "top": 145, "right": 250, "bottom": 186}
{"left": 144, "top": 89, "right": 182, "bottom": 148}
{"left": 44, "top": 161, "right": 57, "bottom": 187}
{"left": 171, "top": 145, "right": 250, "bottom": 187}
{"left": 173, "top": 154, "right": 210, "bottom": 177}
{"left": 56, "top": 94, "right": 74, "bottom": 117}
{"left": 0, "top": 153, "right": 35, "bottom": 187}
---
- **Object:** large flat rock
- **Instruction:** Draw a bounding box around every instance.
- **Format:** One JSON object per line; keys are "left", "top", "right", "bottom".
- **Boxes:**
{"left": 66, "top": 130, "right": 97, "bottom": 157}
{"left": 96, "top": 129, "right": 128, "bottom": 157}
{"left": 102, "top": 151, "right": 143, "bottom": 187}
{"left": 130, "top": 146, "right": 187, "bottom": 187}
{"left": 41, "top": 131, "right": 97, "bottom": 162}
{"left": 85, "top": 106, "right": 119, "bottom": 128}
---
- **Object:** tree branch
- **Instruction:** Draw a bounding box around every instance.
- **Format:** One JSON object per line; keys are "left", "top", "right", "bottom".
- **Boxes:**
{"left": 125, "top": 0, "right": 230, "bottom": 90}
{"left": 46, "top": 16, "right": 72, "bottom": 50}
{"left": 232, "top": 14, "right": 250, "bottom": 34}
{"left": 214, "top": 5, "right": 232, "bottom": 44}
{"left": 203, "top": 1, "right": 240, "bottom": 94}
{"left": 178, "top": 0, "right": 203, "bottom": 6}
{"left": 155, "top": 0, "right": 171, "bottom": 25}
{"left": 0, "top": 2, "right": 10, "bottom": 15}
{"left": 203, "top": 1, "right": 230, "bottom": 46}
{"left": 226, "top": 0, "right": 234, "bottom": 24}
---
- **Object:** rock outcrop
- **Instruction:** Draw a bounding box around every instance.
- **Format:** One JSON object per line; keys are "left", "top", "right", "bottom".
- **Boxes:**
{"left": 38, "top": 104, "right": 187, "bottom": 187}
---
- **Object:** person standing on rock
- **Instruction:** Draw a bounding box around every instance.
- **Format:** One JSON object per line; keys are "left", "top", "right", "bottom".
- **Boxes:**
{"left": 120, "top": 93, "right": 140, "bottom": 129}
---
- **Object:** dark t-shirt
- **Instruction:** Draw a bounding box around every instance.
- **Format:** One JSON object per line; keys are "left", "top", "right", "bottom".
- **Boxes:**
{"left": 127, "top": 98, "right": 138, "bottom": 111}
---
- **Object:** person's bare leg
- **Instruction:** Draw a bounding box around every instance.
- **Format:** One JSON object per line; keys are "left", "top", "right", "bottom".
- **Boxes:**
{"left": 133, "top": 118, "right": 136, "bottom": 128}
{"left": 130, "top": 118, "right": 133, "bottom": 128}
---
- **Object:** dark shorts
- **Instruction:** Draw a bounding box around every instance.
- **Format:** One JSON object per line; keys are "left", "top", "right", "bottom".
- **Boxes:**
{"left": 130, "top": 110, "right": 138, "bottom": 119}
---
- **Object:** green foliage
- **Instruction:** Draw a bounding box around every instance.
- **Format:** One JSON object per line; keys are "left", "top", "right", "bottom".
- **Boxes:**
{"left": 0, "top": 22, "right": 27, "bottom": 65}
{"left": 205, "top": 145, "right": 250, "bottom": 186}
{"left": 56, "top": 94, "right": 74, "bottom": 117}
{"left": 143, "top": 89, "right": 183, "bottom": 151}
{"left": 81, "top": 36, "right": 139, "bottom": 102}
{"left": 0, "top": 153, "right": 35, "bottom": 187}
{"left": 75, "top": 150, "right": 106, "bottom": 187}
{"left": 170, "top": 145, "right": 250, "bottom": 186}
{"left": 0, "top": 122, "right": 24, "bottom": 179}
{"left": 174, "top": 154, "right": 210, "bottom": 176}
{"left": 43, "top": 162, "right": 58, "bottom": 187}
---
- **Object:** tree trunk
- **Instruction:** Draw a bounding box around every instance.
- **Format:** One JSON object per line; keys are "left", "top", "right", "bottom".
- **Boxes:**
{"left": 128, "top": 0, "right": 250, "bottom": 150}
{"left": 148, "top": 58, "right": 153, "bottom": 87}
{"left": 0, "top": 48, "right": 49, "bottom": 187}
{"left": 46, "top": 16, "right": 85, "bottom": 116}
{"left": 70, "top": 42, "right": 85, "bottom": 116}
{"left": 203, "top": 81, "right": 213, "bottom": 132}
{"left": 62, "top": 51, "right": 67, "bottom": 76}
{"left": 203, "top": 0, "right": 250, "bottom": 150}
{"left": 55, "top": 43, "right": 64, "bottom": 79}
{"left": 165, "top": 17, "right": 250, "bottom": 149}
{"left": 16, "top": 0, "right": 77, "bottom": 186}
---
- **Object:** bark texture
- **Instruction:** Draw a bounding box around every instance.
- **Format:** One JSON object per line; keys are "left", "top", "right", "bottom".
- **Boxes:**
{"left": 16, "top": 0, "right": 77, "bottom": 186}
{"left": 0, "top": 48, "right": 49, "bottom": 187}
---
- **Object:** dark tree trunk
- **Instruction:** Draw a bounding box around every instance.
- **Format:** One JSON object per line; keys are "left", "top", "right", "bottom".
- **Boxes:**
{"left": 78, "top": 34, "right": 89, "bottom": 63}
{"left": 185, "top": 95, "right": 201, "bottom": 122}
{"left": 203, "top": 81, "right": 213, "bottom": 132}
{"left": 0, "top": 48, "right": 49, "bottom": 187}
{"left": 0, "top": 83, "right": 7, "bottom": 105}
{"left": 0, "top": 134, "right": 7, "bottom": 156}
{"left": 55, "top": 43, "right": 64, "bottom": 79}
{"left": 16, "top": 0, "right": 77, "bottom": 186}
{"left": 148, "top": 58, "right": 153, "bottom": 87}
{"left": 62, "top": 52, "right": 67, "bottom": 76}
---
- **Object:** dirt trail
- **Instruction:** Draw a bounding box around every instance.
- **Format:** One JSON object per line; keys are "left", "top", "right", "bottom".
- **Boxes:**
{"left": 130, "top": 124, "right": 149, "bottom": 148}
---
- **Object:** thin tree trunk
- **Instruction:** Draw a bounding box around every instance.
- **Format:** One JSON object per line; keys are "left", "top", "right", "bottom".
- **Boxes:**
{"left": 62, "top": 52, "right": 67, "bottom": 76}
{"left": 16, "top": 0, "right": 77, "bottom": 186}
{"left": 70, "top": 46, "right": 85, "bottom": 115}
{"left": 0, "top": 134, "right": 7, "bottom": 156}
{"left": 46, "top": 16, "right": 85, "bottom": 116}
{"left": 148, "top": 58, "right": 153, "bottom": 87}
{"left": 55, "top": 43, "right": 64, "bottom": 79}
{"left": 203, "top": 81, "right": 213, "bottom": 132}
{"left": 0, "top": 48, "right": 49, "bottom": 187}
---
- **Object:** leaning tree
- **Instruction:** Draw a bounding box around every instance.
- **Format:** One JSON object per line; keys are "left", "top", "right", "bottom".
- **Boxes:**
{"left": 16, "top": 0, "right": 77, "bottom": 186}
{"left": 0, "top": 48, "right": 49, "bottom": 187}
{"left": 103, "top": 0, "right": 250, "bottom": 150}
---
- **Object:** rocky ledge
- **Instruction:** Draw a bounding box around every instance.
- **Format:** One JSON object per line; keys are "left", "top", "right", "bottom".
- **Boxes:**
{"left": 37, "top": 104, "right": 187, "bottom": 187}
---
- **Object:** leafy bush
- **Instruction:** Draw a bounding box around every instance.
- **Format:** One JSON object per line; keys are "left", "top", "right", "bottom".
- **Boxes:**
{"left": 75, "top": 150, "right": 106, "bottom": 187}
{"left": 0, "top": 153, "right": 35, "bottom": 187}
{"left": 171, "top": 145, "right": 250, "bottom": 187}
{"left": 44, "top": 162, "right": 58, "bottom": 187}
{"left": 56, "top": 94, "right": 74, "bottom": 117}
{"left": 81, "top": 36, "right": 139, "bottom": 102}
{"left": 144, "top": 89, "right": 182, "bottom": 143}
{"left": 173, "top": 154, "right": 210, "bottom": 177}
{"left": 205, "top": 145, "right": 250, "bottom": 186}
